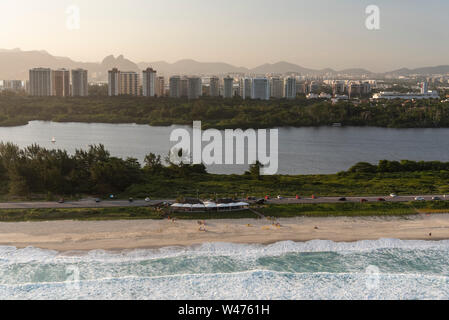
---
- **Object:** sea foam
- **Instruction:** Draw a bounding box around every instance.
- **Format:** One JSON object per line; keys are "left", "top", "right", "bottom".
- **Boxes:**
{"left": 0, "top": 239, "right": 448, "bottom": 300}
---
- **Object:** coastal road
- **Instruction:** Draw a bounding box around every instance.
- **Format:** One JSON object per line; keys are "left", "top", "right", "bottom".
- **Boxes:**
{"left": 0, "top": 199, "right": 172, "bottom": 209}
{"left": 0, "top": 195, "right": 447, "bottom": 209}
{"left": 268, "top": 195, "right": 448, "bottom": 204}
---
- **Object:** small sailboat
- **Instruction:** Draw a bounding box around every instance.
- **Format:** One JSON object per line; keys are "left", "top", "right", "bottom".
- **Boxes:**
{"left": 51, "top": 137, "right": 56, "bottom": 143}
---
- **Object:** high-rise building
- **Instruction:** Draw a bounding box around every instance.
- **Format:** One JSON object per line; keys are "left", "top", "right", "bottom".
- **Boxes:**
{"left": 332, "top": 81, "right": 345, "bottom": 95}
{"left": 347, "top": 81, "right": 362, "bottom": 98}
{"left": 240, "top": 78, "right": 252, "bottom": 99}
{"left": 2, "top": 80, "right": 23, "bottom": 92}
{"left": 120, "top": 71, "right": 139, "bottom": 96}
{"left": 361, "top": 81, "right": 371, "bottom": 95}
{"left": 181, "top": 77, "right": 189, "bottom": 98}
{"left": 169, "top": 76, "right": 182, "bottom": 98}
{"left": 284, "top": 77, "right": 297, "bottom": 99}
{"left": 251, "top": 78, "right": 270, "bottom": 100}
{"left": 223, "top": 76, "right": 234, "bottom": 98}
{"left": 187, "top": 77, "right": 202, "bottom": 100}
{"left": 420, "top": 81, "right": 429, "bottom": 94}
{"left": 29, "top": 68, "right": 52, "bottom": 96}
{"left": 209, "top": 76, "right": 220, "bottom": 97}
{"left": 155, "top": 76, "right": 165, "bottom": 97}
{"left": 52, "top": 69, "right": 70, "bottom": 97}
{"left": 270, "top": 77, "right": 284, "bottom": 99}
{"left": 108, "top": 68, "right": 121, "bottom": 96}
{"left": 142, "top": 68, "right": 157, "bottom": 97}
{"left": 71, "top": 69, "right": 88, "bottom": 97}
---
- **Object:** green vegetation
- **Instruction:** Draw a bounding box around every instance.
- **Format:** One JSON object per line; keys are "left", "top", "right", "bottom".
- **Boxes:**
{"left": 0, "top": 95, "right": 449, "bottom": 129}
{"left": 2, "top": 143, "right": 449, "bottom": 200}
{"left": 0, "top": 207, "right": 163, "bottom": 222}
{"left": 2, "top": 201, "right": 449, "bottom": 222}
{"left": 258, "top": 202, "right": 416, "bottom": 217}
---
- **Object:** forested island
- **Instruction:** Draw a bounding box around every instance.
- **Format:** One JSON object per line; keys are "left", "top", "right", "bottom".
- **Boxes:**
{"left": 1, "top": 94, "right": 449, "bottom": 129}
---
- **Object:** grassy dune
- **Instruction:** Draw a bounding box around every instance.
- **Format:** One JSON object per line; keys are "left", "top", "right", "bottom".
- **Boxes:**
{"left": 1, "top": 201, "right": 449, "bottom": 222}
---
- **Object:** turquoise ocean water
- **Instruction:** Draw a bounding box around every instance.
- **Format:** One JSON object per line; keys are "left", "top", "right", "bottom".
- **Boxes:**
{"left": 0, "top": 239, "right": 448, "bottom": 300}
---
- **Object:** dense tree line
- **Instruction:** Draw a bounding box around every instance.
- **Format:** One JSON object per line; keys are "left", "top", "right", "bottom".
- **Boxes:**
{"left": 347, "top": 160, "right": 449, "bottom": 174}
{"left": 0, "top": 95, "right": 448, "bottom": 128}
{"left": 0, "top": 143, "right": 206, "bottom": 197}
{"left": 1, "top": 142, "right": 449, "bottom": 199}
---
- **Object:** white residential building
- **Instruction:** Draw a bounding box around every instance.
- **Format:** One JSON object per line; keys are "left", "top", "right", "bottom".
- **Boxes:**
{"left": 372, "top": 91, "right": 440, "bottom": 100}
{"left": 155, "top": 76, "right": 165, "bottom": 97}
{"left": 169, "top": 76, "right": 182, "bottom": 98}
{"left": 240, "top": 78, "right": 252, "bottom": 99}
{"left": 188, "top": 77, "right": 202, "bottom": 99}
{"left": 108, "top": 68, "right": 121, "bottom": 96}
{"left": 29, "top": 68, "right": 52, "bottom": 96}
{"left": 120, "top": 71, "right": 139, "bottom": 96}
{"left": 223, "top": 76, "right": 234, "bottom": 98}
{"left": 270, "top": 77, "right": 284, "bottom": 99}
{"left": 71, "top": 69, "right": 88, "bottom": 97}
{"left": 142, "top": 68, "right": 157, "bottom": 97}
{"left": 251, "top": 78, "right": 270, "bottom": 100}
{"left": 284, "top": 77, "right": 297, "bottom": 99}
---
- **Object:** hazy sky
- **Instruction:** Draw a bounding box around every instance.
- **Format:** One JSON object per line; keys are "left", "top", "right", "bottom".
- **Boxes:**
{"left": 0, "top": 0, "right": 448, "bottom": 72}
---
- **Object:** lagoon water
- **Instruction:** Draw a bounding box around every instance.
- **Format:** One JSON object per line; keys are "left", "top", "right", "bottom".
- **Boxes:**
{"left": 1, "top": 121, "right": 449, "bottom": 174}
{"left": 0, "top": 240, "right": 448, "bottom": 300}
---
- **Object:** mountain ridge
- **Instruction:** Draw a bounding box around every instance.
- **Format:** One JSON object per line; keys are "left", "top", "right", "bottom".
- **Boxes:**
{"left": 0, "top": 48, "right": 448, "bottom": 81}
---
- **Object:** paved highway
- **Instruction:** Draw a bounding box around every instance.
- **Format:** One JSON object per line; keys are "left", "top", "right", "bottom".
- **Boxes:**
{"left": 0, "top": 199, "right": 172, "bottom": 209}
{"left": 0, "top": 195, "right": 447, "bottom": 209}
{"left": 268, "top": 195, "right": 448, "bottom": 204}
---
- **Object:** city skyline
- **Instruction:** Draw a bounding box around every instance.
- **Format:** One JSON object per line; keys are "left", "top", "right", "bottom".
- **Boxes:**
{"left": 1, "top": 0, "right": 449, "bottom": 73}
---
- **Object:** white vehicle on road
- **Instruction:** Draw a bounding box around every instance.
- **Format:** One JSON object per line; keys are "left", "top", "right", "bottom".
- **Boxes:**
{"left": 390, "top": 193, "right": 398, "bottom": 198}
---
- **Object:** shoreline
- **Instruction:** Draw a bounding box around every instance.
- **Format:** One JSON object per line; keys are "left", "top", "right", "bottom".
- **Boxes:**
{"left": 1, "top": 214, "right": 448, "bottom": 252}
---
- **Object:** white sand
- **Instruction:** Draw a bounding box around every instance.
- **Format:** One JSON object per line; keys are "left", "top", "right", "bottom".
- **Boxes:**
{"left": 0, "top": 214, "right": 448, "bottom": 251}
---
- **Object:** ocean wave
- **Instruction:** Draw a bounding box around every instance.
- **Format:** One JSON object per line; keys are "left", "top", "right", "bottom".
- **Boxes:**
{"left": 1, "top": 270, "right": 448, "bottom": 300}
{"left": 1, "top": 239, "right": 449, "bottom": 264}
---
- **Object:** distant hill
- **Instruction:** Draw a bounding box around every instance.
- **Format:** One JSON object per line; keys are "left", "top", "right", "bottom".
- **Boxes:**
{"left": 248, "top": 61, "right": 316, "bottom": 75}
{"left": 0, "top": 48, "right": 448, "bottom": 81}
{"left": 138, "top": 59, "right": 248, "bottom": 76}
{"left": 385, "top": 65, "right": 449, "bottom": 76}
{"left": 0, "top": 49, "right": 139, "bottom": 81}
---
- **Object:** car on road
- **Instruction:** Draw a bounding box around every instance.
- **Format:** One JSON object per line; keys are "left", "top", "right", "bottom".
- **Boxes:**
{"left": 58, "top": 198, "right": 64, "bottom": 204}
{"left": 377, "top": 198, "right": 386, "bottom": 202}
{"left": 338, "top": 197, "right": 347, "bottom": 202}
{"left": 95, "top": 198, "right": 101, "bottom": 203}
{"left": 414, "top": 196, "right": 425, "bottom": 201}
{"left": 432, "top": 196, "right": 442, "bottom": 201}
{"left": 390, "top": 193, "right": 398, "bottom": 198}
{"left": 247, "top": 196, "right": 257, "bottom": 201}
{"left": 129, "top": 197, "right": 134, "bottom": 203}
{"left": 277, "top": 195, "right": 284, "bottom": 200}
{"left": 255, "top": 199, "right": 266, "bottom": 205}
{"left": 145, "top": 197, "right": 151, "bottom": 202}
{"left": 360, "top": 199, "right": 368, "bottom": 203}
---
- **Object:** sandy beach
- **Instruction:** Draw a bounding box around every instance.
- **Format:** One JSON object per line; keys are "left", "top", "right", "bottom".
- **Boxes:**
{"left": 0, "top": 214, "right": 448, "bottom": 251}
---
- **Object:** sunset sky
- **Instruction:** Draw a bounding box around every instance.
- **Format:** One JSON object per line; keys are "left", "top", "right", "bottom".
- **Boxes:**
{"left": 0, "top": 0, "right": 448, "bottom": 72}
